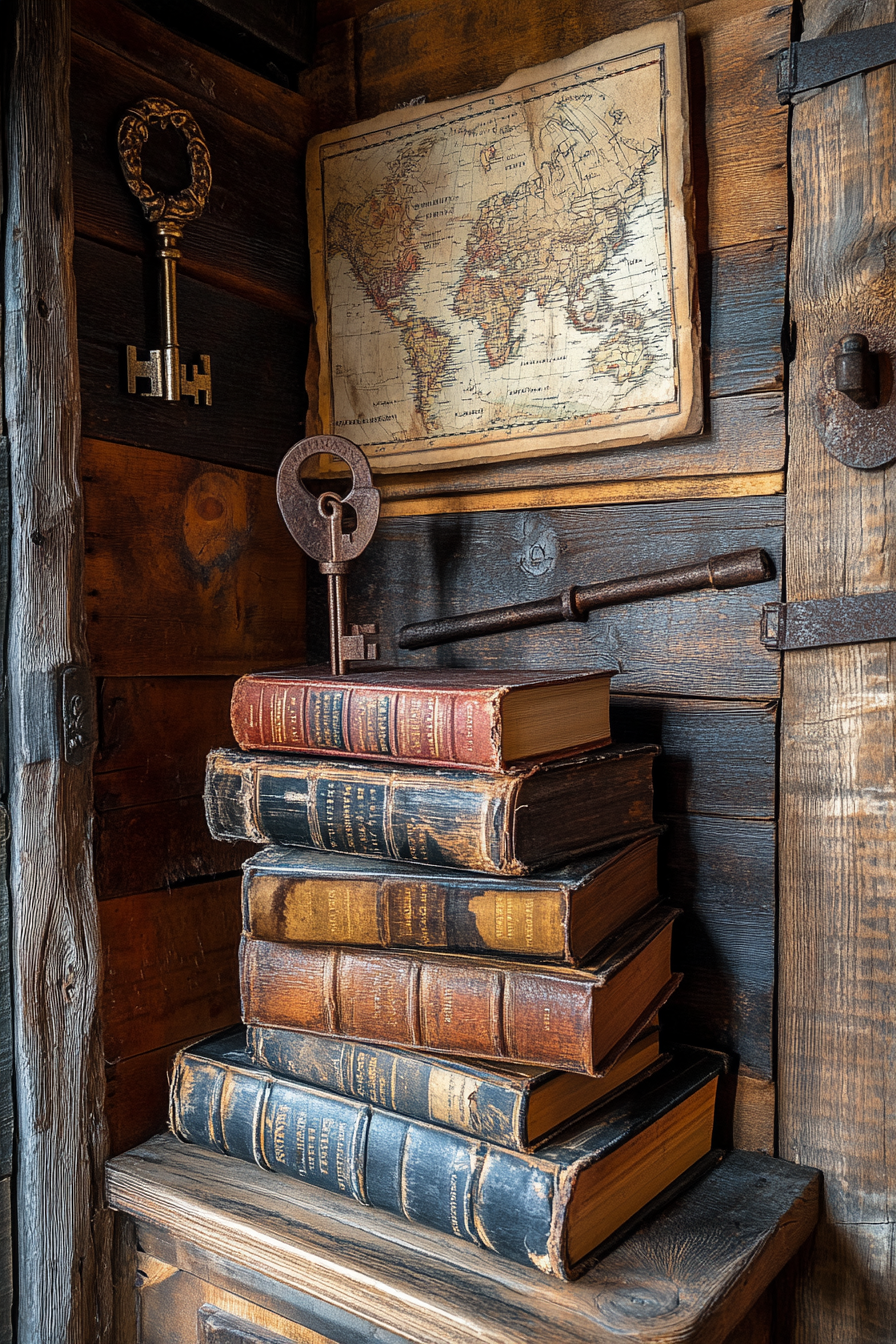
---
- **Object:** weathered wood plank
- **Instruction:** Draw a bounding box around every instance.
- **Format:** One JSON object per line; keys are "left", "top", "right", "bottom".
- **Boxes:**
{"left": 779, "top": 1220, "right": 896, "bottom": 1344}
{"left": 107, "top": 1137, "right": 819, "bottom": 1344}
{"left": 72, "top": 0, "right": 316, "bottom": 146}
{"left": 71, "top": 34, "right": 311, "bottom": 316}
{"left": 700, "top": 240, "right": 786, "bottom": 398}
{"left": 4, "top": 1, "right": 110, "bottom": 1337}
{"left": 141, "top": 1272, "right": 339, "bottom": 1344}
{"left": 662, "top": 817, "right": 776, "bottom": 1077}
{"left": 305, "top": 0, "right": 789, "bottom": 255}
{"left": 610, "top": 695, "right": 778, "bottom": 819}
{"left": 779, "top": 3, "right": 896, "bottom": 1337}
{"left": 732, "top": 1077, "right": 775, "bottom": 1157}
{"left": 76, "top": 241, "right": 308, "bottom": 473}
{"left": 83, "top": 439, "right": 305, "bottom": 676}
{"left": 369, "top": 393, "right": 786, "bottom": 503}
{"left": 106, "top": 1040, "right": 200, "bottom": 1158}
{"left": 0, "top": 1181, "right": 11, "bottom": 1344}
{"left": 95, "top": 798, "right": 251, "bottom": 900}
{"left": 350, "top": 496, "right": 783, "bottom": 698}
{"left": 100, "top": 879, "right": 242, "bottom": 1061}
{"left": 95, "top": 678, "right": 236, "bottom": 813}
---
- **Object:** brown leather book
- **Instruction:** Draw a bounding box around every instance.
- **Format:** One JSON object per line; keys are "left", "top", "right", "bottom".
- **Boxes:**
{"left": 230, "top": 666, "right": 612, "bottom": 770}
{"left": 240, "top": 905, "right": 680, "bottom": 1075}
{"left": 241, "top": 831, "right": 662, "bottom": 965}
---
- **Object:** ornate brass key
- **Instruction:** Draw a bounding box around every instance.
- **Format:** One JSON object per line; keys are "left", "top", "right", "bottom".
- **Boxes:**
{"left": 117, "top": 97, "right": 212, "bottom": 405}
{"left": 277, "top": 436, "right": 381, "bottom": 675}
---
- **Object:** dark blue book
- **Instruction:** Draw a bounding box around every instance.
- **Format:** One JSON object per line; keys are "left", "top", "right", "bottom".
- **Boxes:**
{"left": 170, "top": 1030, "right": 723, "bottom": 1279}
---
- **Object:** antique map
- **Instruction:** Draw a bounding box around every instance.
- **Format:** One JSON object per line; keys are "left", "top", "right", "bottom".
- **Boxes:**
{"left": 307, "top": 17, "right": 700, "bottom": 472}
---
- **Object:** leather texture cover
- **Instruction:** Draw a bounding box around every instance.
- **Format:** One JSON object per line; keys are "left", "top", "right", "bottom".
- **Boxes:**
{"left": 170, "top": 1029, "right": 723, "bottom": 1278}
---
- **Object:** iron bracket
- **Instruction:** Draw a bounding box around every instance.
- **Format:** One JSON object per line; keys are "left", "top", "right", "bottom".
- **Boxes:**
{"left": 777, "top": 22, "right": 896, "bottom": 103}
{"left": 60, "top": 665, "right": 97, "bottom": 766}
{"left": 761, "top": 593, "right": 896, "bottom": 651}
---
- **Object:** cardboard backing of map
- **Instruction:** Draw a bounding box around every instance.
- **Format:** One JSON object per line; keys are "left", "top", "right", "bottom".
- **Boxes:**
{"left": 306, "top": 14, "right": 701, "bottom": 474}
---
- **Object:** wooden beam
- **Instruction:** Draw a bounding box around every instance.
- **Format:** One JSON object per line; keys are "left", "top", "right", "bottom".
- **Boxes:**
{"left": 3, "top": 0, "right": 110, "bottom": 1338}
{"left": 779, "top": 0, "right": 896, "bottom": 1336}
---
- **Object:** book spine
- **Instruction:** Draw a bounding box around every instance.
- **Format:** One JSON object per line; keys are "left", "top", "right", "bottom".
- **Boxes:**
{"left": 231, "top": 677, "right": 502, "bottom": 769}
{"left": 243, "top": 867, "right": 570, "bottom": 960}
{"left": 205, "top": 749, "right": 520, "bottom": 874}
{"left": 171, "top": 1051, "right": 559, "bottom": 1272}
{"left": 248, "top": 1025, "right": 527, "bottom": 1147}
{"left": 241, "top": 938, "right": 595, "bottom": 1072}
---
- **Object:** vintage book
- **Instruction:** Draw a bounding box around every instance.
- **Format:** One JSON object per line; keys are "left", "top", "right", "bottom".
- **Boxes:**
{"left": 249, "top": 1024, "right": 661, "bottom": 1151}
{"left": 230, "top": 666, "right": 613, "bottom": 770}
{"left": 171, "top": 1032, "right": 722, "bottom": 1278}
{"left": 240, "top": 906, "right": 680, "bottom": 1074}
{"left": 206, "top": 742, "right": 659, "bottom": 875}
{"left": 242, "top": 832, "right": 661, "bottom": 965}
{"left": 305, "top": 17, "right": 700, "bottom": 473}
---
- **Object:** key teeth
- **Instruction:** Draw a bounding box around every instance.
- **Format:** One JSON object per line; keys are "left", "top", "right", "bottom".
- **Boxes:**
{"left": 340, "top": 624, "right": 379, "bottom": 663}
{"left": 180, "top": 354, "right": 212, "bottom": 406}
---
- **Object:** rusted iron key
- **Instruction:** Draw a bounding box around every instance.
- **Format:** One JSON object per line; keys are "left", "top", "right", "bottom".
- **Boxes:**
{"left": 277, "top": 436, "right": 381, "bottom": 675}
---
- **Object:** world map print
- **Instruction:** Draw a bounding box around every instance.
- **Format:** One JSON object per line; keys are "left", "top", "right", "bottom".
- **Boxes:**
{"left": 307, "top": 20, "right": 700, "bottom": 471}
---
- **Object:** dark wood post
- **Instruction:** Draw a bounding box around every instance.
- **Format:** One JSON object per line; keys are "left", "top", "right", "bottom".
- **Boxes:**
{"left": 3, "top": 0, "right": 111, "bottom": 1338}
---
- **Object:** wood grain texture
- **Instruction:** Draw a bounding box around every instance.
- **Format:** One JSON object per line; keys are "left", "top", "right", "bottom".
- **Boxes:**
{"left": 70, "top": 33, "right": 310, "bottom": 316}
{"left": 95, "top": 678, "right": 236, "bottom": 813}
{"left": 369, "top": 393, "right": 786, "bottom": 502}
{"left": 0, "top": 1181, "right": 12, "bottom": 1344}
{"left": 83, "top": 439, "right": 305, "bottom": 676}
{"left": 699, "top": 240, "right": 786, "bottom": 398}
{"left": 378, "top": 472, "right": 785, "bottom": 517}
{"left": 303, "top": 0, "right": 789, "bottom": 254}
{"left": 106, "top": 1038, "right": 205, "bottom": 1158}
{"left": 100, "top": 878, "right": 242, "bottom": 1061}
{"left": 348, "top": 496, "right": 783, "bottom": 698}
{"left": 137, "top": 1266, "right": 339, "bottom": 1344}
{"left": 76, "top": 242, "right": 308, "bottom": 473}
{"left": 732, "top": 1077, "right": 775, "bottom": 1157}
{"left": 95, "top": 796, "right": 252, "bottom": 899}
{"left": 72, "top": 0, "right": 317, "bottom": 145}
{"left": 662, "top": 817, "right": 775, "bottom": 1077}
{"left": 780, "top": 1219, "right": 896, "bottom": 1344}
{"left": 0, "top": 451, "right": 14, "bottom": 1187}
{"left": 107, "top": 1136, "right": 819, "bottom": 1344}
{"left": 4, "top": 1, "right": 111, "bottom": 1339}
{"left": 778, "top": 0, "right": 896, "bottom": 1336}
{"left": 610, "top": 695, "right": 777, "bottom": 819}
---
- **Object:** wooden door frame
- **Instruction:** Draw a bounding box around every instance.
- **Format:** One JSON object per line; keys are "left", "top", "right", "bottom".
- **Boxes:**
{"left": 3, "top": 0, "right": 110, "bottom": 1338}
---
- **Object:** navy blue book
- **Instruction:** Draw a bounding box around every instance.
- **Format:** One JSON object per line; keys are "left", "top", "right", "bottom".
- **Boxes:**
{"left": 170, "top": 1030, "right": 723, "bottom": 1279}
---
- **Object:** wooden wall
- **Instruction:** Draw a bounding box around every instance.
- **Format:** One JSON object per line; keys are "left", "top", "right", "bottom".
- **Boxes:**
{"left": 70, "top": 0, "right": 312, "bottom": 1154}
{"left": 302, "top": 0, "right": 788, "bottom": 1174}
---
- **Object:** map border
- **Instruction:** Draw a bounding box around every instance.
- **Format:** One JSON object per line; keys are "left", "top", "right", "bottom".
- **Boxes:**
{"left": 306, "top": 15, "right": 702, "bottom": 474}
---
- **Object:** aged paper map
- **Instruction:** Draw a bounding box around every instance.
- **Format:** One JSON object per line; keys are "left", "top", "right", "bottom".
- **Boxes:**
{"left": 307, "top": 16, "right": 700, "bottom": 473}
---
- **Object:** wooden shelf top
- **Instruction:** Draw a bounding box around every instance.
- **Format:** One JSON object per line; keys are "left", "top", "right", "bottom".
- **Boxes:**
{"left": 107, "top": 1136, "right": 818, "bottom": 1344}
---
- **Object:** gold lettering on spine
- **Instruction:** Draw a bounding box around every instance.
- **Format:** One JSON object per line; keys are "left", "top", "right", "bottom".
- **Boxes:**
{"left": 319, "top": 1116, "right": 331, "bottom": 1173}
{"left": 272, "top": 1103, "right": 290, "bottom": 1165}
{"left": 335, "top": 1121, "right": 348, "bottom": 1190}
{"left": 294, "top": 1109, "right": 307, "bottom": 1174}
{"left": 448, "top": 1170, "right": 461, "bottom": 1235}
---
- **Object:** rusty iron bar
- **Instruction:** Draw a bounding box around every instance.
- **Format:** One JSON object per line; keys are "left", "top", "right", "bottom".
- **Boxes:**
{"left": 397, "top": 547, "right": 775, "bottom": 650}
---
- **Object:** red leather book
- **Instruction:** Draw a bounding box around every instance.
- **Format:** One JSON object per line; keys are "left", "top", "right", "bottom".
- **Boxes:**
{"left": 230, "top": 666, "right": 612, "bottom": 770}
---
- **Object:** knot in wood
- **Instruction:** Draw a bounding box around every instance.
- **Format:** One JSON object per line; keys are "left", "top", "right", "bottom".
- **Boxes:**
{"left": 595, "top": 1276, "right": 680, "bottom": 1323}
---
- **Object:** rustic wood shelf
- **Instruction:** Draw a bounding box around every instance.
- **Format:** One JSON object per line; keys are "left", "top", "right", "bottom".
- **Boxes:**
{"left": 107, "top": 1135, "right": 819, "bottom": 1344}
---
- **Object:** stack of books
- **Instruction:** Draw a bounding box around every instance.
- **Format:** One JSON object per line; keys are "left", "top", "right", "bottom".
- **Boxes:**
{"left": 171, "top": 668, "right": 724, "bottom": 1279}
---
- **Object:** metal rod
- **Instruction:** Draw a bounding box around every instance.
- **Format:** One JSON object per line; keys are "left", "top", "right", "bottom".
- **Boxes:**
{"left": 156, "top": 227, "right": 182, "bottom": 401}
{"left": 397, "top": 548, "right": 775, "bottom": 650}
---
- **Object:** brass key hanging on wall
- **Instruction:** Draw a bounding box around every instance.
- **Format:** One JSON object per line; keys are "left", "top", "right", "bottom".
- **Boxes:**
{"left": 117, "top": 97, "right": 213, "bottom": 405}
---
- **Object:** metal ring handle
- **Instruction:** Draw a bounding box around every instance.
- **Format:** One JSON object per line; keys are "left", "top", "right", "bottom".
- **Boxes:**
{"left": 117, "top": 97, "right": 212, "bottom": 230}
